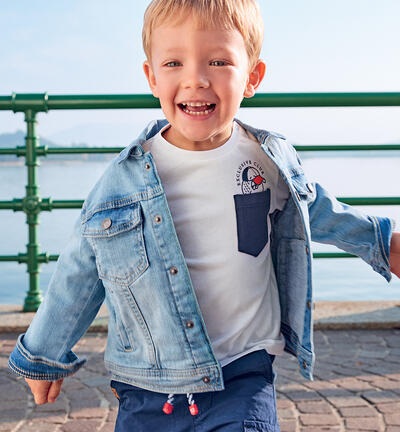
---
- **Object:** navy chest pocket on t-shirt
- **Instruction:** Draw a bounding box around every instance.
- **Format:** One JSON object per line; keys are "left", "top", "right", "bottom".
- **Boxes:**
{"left": 233, "top": 189, "right": 271, "bottom": 257}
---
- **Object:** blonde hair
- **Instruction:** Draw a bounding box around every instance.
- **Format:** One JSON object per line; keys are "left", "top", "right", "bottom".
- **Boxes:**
{"left": 142, "top": 0, "right": 264, "bottom": 70}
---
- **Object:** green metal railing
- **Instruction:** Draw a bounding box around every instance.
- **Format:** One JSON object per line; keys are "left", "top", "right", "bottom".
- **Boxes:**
{"left": 1, "top": 92, "right": 400, "bottom": 311}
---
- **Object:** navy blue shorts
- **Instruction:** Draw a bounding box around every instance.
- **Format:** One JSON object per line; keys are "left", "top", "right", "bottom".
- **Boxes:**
{"left": 110, "top": 349, "right": 280, "bottom": 432}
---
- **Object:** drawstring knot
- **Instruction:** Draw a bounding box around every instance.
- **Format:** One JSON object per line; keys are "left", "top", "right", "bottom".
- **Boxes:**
{"left": 162, "top": 393, "right": 198, "bottom": 416}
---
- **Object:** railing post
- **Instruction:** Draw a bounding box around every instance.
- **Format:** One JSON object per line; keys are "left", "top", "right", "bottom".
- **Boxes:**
{"left": 22, "top": 109, "right": 42, "bottom": 312}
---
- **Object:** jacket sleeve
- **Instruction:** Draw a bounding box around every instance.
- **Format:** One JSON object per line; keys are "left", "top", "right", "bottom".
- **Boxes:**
{"left": 8, "top": 213, "right": 105, "bottom": 381}
{"left": 307, "top": 181, "right": 395, "bottom": 283}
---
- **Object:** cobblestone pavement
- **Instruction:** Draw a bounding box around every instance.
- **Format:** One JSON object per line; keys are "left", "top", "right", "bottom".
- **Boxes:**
{"left": 1, "top": 329, "right": 400, "bottom": 432}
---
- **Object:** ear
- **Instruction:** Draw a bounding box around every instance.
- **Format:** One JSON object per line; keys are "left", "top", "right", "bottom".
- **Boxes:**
{"left": 243, "top": 60, "right": 266, "bottom": 98}
{"left": 143, "top": 60, "right": 159, "bottom": 98}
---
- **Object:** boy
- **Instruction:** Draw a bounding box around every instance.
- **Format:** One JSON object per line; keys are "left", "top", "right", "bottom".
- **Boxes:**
{"left": 8, "top": 0, "right": 400, "bottom": 431}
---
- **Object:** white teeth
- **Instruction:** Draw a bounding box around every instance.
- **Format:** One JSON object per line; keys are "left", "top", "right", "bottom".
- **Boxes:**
{"left": 181, "top": 102, "right": 212, "bottom": 107}
{"left": 179, "top": 101, "right": 215, "bottom": 116}
{"left": 182, "top": 107, "right": 212, "bottom": 115}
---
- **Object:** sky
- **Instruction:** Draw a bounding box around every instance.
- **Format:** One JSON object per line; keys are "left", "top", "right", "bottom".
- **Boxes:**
{"left": 0, "top": 0, "right": 399, "bottom": 146}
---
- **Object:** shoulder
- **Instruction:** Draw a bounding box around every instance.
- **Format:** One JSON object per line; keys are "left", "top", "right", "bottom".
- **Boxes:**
{"left": 234, "top": 118, "right": 290, "bottom": 151}
{"left": 80, "top": 157, "right": 131, "bottom": 222}
{"left": 235, "top": 118, "right": 297, "bottom": 158}
{"left": 81, "top": 119, "right": 169, "bottom": 220}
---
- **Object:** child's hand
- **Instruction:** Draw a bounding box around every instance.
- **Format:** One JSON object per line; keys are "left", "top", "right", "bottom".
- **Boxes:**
{"left": 390, "top": 232, "right": 400, "bottom": 278}
{"left": 24, "top": 377, "right": 64, "bottom": 404}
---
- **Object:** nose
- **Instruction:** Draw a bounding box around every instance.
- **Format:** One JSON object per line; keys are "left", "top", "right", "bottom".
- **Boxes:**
{"left": 182, "top": 65, "right": 210, "bottom": 89}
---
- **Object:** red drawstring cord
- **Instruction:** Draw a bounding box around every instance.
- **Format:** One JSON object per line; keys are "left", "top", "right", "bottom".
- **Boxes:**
{"left": 187, "top": 393, "right": 199, "bottom": 416}
{"left": 162, "top": 394, "right": 175, "bottom": 414}
{"left": 162, "top": 393, "right": 198, "bottom": 416}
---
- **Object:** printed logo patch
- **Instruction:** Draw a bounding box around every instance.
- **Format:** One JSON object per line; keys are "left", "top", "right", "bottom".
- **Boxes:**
{"left": 236, "top": 160, "right": 267, "bottom": 194}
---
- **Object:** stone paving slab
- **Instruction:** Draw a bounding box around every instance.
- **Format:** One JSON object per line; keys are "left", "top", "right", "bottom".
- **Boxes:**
{"left": 1, "top": 329, "right": 400, "bottom": 431}
{"left": 1, "top": 301, "right": 399, "bottom": 333}
{"left": 314, "top": 301, "right": 400, "bottom": 330}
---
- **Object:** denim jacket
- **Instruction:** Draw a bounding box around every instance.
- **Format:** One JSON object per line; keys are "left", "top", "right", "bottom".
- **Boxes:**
{"left": 8, "top": 119, "right": 394, "bottom": 394}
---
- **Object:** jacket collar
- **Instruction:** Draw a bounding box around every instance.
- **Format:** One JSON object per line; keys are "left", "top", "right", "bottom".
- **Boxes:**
{"left": 117, "top": 119, "right": 169, "bottom": 163}
{"left": 117, "top": 118, "right": 285, "bottom": 163}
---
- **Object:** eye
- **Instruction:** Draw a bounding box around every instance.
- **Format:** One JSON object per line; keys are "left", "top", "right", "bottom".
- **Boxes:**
{"left": 165, "top": 61, "right": 181, "bottom": 67}
{"left": 210, "top": 60, "right": 227, "bottom": 66}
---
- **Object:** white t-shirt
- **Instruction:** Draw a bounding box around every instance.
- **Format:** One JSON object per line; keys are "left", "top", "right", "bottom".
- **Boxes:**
{"left": 143, "top": 120, "right": 290, "bottom": 367}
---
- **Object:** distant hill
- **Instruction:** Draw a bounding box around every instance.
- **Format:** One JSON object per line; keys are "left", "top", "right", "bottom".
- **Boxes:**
{"left": 0, "top": 130, "right": 113, "bottom": 162}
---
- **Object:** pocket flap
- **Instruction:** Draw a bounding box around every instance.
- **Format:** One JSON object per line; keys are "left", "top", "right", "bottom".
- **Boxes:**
{"left": 83, "top": 204, "right": 141, "bottom": 238}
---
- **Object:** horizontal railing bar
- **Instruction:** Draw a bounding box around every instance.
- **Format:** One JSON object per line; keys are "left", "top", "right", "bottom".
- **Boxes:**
{"left": 294, "top": 144, "right": 400, "bottom": 151}
{"left": 0, "top": 200, "right": 23, "bottom": 211}
{"left": 0, "top": 94, "right": 159, "bottom": 112}
{"left": 2, "top": 144, "right": 400, "bottom": 157}
{"left": 0, "top": 200, "right": 83, "bottom": 210}
{"left": 1, "top": 197, "right": 400, "bottom": 212}
{"left": 336, "top": 197, "right": 400, "bottom": 205}
{"left": 244, "top": 92, "right": 400, "bottom": 108}
{"left": 1, "top": 92, "right": 400, "bottom": 112}
{"left": 51, "top": 200, "right": 84, "bottom": 209}
{"left": 0, "top": 254, "right": 59, "bottom": 263}
{"left": 0, "top": 252, "right": 356, "bottom": 261}
{"left": 0, "top": 148, "right": 22, "bottom": 155}
{"left": 0, "top": 147, "right": 122, "bottom": 156}
{"left": 46, "top": 147, "right": 123, "bottom": 154}
{"left": 0, "top": 146, "right": 124, "bottom": 156}
{"left": 0, "top": 256, "right": 22, "bottom": 261}
{"left": 313, "top": 252, "right": 357, "bottom": 258}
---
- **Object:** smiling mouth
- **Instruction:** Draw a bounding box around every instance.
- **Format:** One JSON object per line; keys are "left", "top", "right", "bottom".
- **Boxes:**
{"left": 178, "top": 102, "right": 216, "bottom": 116}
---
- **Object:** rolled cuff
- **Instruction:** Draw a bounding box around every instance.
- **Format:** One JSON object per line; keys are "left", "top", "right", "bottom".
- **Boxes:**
{"left": 369, "top": 215, "right": 395, "bottom": 283}
{"left": 8, "top": 333, "right": 86, "bottom": 381}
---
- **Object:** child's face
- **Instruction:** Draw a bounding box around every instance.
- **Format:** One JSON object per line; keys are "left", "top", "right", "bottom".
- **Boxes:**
{"left": 143, "top": 15, "right": 265, "bottom": 151}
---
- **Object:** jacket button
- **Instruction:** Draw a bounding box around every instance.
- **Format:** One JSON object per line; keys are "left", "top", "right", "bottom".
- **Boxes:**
{"left": 145, "top": 162, "right": 151, "bottom": 170}
{"left": 306, "top": 246, "right": 310, "bottom": 255}
{"left": 186, "top": 320, "right": 194, "bottom": 328}
{"left": 302, "top": 360, "right": 307, "bottom": 369}
{"left": 306, "top": 183, "right": 314, "bottom": 193}
{"left": 102, "top": 218, "right": 112, "bottom": 229}
{"left": 202, "top": 376, "right": 211, "bottom": 383}
{"left": 307, "top": 300, "right": 312, "bottom": 309}
{"left": 154, "top": 215, "right": 162, "bottom": 224}
{"left": 170, "top": 266, "right": 178, "bottom": 275}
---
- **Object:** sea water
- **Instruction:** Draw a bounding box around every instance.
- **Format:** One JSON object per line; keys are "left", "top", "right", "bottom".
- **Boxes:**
{"left": 1, "top": 153, "right": 399, "bottom": 304}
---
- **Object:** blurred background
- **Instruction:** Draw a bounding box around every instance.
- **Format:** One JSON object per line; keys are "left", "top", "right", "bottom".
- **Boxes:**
{"left": 0, "top": 0, "right": 400, "bottom": 304}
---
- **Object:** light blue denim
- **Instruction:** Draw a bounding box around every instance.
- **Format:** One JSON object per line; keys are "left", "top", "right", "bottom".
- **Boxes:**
{"left": 8, "top": 119, "right": 395, "bottom": 394}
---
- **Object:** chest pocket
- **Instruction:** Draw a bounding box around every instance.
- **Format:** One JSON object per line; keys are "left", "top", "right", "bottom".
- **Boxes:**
{"left": 82, "top": 202, "right": 149, "bottom": 286}
{"left": 234, "top": 189, "right": 271, "bottom": 257}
